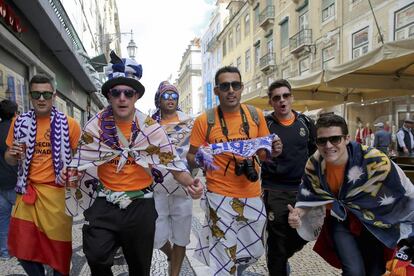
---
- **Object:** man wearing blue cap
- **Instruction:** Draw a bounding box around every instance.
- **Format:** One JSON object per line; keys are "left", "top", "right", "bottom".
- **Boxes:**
{"left": 64, "top": 52, "right": 203, "bottom": 276}
{"left": 152, "top": 81, "right": 194, "bottom": 276}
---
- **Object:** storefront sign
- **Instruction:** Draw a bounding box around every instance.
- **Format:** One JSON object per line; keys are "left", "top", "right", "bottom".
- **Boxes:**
{"left": 0, "top": 0, "right": 26, "bottom": 33}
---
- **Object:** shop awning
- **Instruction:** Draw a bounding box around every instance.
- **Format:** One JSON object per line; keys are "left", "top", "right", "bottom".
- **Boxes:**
{"left": 288, "top": 39, "right": 414, "bottom": 106}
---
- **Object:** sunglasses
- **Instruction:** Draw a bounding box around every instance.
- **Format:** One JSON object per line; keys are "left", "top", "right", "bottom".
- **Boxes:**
{"left": 216, "top": 81, "right": 243, "bottom": 92}
{"left": 30, "top": 91, "right": 54, "bottom": 100}
{"left": 271, "top": 93, "right": 292, "bottom": 102}
{"left": 109, "top": 88, "right": 137, "bottom": 98}
{"left": 316, "top": 135, "right": 346, "bottom": 146}
{"left": 161, "top": 92, "right": 179, "bottom": 101}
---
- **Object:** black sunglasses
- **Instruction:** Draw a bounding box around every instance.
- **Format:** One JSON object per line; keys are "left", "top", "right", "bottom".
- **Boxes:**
{"left": 216, "top": 81, "right": 243, "bottom": 92}
{"left": 109, "top": 88, "right": 137, "bottom": 98}
{"left": 30, "top": 91, "right": 54, "bottom": 100}
{"left": 271, "top": 93, "right": 292, "bottom": 102}
{"left": 161, "top": 92, "right": 179, "bottom": 101}
{"left": 316, "top": 135, "right": 346, "bottom": 146}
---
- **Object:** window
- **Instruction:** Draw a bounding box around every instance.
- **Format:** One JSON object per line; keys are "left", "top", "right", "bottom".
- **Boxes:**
{"left": 267, "top": 38, "right": 273, "bottom": 54}
{"left": 222, "top": 38, "right": 227, "bottom": 57}
{"left": 236, "top": 23, "right": 241, "bottom": 44}
{"left": 322, "top": 44, "right": 335, "bottom": 69}
{"left": 352, "top": 27, "right": 369, "bottom": 59}
{"left": 322, "top": 0, "right": 335, "bottom": 22}
{"left": 237, "top": 56, "right": 242, "bottom": 70}
{"left": 299, "top": 56, "right": 310, "bottom": 75}
{"left": 245, "top": 49, "right": 251, "bottom": 72}
{"left": 394, "top": 3, "right": 414, "bottom": 40}
{"left": 282, "top": 67, "right": 291, "bottom": 79}
{"left": 299, "top": 12, "right": 309, "bottom": 30}
{"left": 254, "top": 5, "right": 260, "bottom": 25}
{"left": 280, "top": 19, "right": 289, "bottom": 48}
{"left": 254, "top": 44, "right": 260, "bottom": 66}
{"left": 228, "top": 31, "right": 233, "bottom": 50}
{"left": 245, "top": 14, "right": 250, "bottom": 36}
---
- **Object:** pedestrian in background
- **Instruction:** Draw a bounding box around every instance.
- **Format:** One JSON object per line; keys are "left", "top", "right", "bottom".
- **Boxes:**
{"left": 289, "top": 114, "right": 414, "bottom": 276}
{"left": 188, "top": 66, "right": 282, "bottom": 275}
{"left": 373, "top": 122, "right": 391, "bottom": 154}
{"left": 0, "top": 99, "right": 18, "bottom": 261}
{"left": 261, "top": 79, "right": 316, "bottom": 275}
{"left": 66, "top": 52, "right": 202, "bottom": 276}
{"left": 396, "top": 119, "right": 414, "bottom": 155}
{"left": 5, "top": 75, "right": 81, "bottom": 275}
{"left": 151, "top": 81, "right": 195, "bottom": 276}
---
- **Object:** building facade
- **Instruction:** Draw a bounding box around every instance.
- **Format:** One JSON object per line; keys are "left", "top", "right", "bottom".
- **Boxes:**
{"left": 201, "top": 0, "right": 414, "bottom": 141}
{"left": 201, "top": 0, "right": 230, "bottom": 110}
{"left": 175, "top": 38, "right": 202, "bottom": 116}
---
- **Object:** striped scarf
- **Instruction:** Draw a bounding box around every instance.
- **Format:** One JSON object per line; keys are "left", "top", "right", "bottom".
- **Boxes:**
{"left": 13, "top": 106, "right": 71, "bottom": 194}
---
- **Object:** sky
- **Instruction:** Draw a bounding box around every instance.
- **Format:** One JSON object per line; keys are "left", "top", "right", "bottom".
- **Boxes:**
{"left": 117, "top": 0, "right": 215, "bottom": 114}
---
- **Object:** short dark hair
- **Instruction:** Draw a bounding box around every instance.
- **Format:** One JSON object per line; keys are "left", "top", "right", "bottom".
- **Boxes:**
{"left": 0, "top": 100, "right": 18, "bottom": 120}
{"left": 315, "top": 114, "right": 349, "bottom": 136}
{"left": 214, "top": 66, "right": 242, "bottom": 86}
{"left": 29, "top": 74, "right": 54, "bottom": 91}
{"left": 267, "top": 79, "right": 291, "bottom": 98}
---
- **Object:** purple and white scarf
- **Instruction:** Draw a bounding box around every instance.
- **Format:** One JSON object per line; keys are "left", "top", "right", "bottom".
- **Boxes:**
{"left": 13, "top": 106, "right": 71, "bottom": 193}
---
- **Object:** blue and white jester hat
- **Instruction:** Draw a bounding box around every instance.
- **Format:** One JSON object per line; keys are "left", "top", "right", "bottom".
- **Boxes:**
{"left": 101, "top": 51, "right": 144, "bottom": 99}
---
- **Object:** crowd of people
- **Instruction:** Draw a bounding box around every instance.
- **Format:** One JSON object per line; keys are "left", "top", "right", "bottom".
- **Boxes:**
{"left": 0, "top": 52, "right": 414, "bottom": 276}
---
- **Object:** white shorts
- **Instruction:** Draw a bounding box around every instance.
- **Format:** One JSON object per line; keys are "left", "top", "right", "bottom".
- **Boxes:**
{"left": 154, "top": 192, "right": 193, "bottom": 249}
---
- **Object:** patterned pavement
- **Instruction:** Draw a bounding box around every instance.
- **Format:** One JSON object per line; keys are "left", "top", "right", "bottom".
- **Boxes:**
{"left": 1, "top": 200, "right": 341, "bottom": 276}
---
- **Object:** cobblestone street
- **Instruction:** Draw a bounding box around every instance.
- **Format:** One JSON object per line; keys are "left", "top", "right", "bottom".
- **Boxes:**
{"left": 2, "top": 198, "right": 341, "bottom": 275}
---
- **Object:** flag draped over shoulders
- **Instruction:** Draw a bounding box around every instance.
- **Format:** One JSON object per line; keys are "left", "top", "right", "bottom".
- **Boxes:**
{"left": 296, "top": 142, "right": 414, "bottom": 248}
{"left": 65, "top": 106, "right": 187, "bottom": 216}
{"left": 151, "top": 110, "right": 193, "bottom": 196}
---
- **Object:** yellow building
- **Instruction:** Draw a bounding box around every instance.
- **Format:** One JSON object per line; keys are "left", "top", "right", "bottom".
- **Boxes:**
{"left": 207, "top": 0, "right": 414, "bottom": 137}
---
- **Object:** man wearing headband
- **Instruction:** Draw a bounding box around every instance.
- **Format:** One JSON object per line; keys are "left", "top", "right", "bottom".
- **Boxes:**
{"left": 5, "top": 75, "right": 81, "bottom": 275}
{"left": 65, "top": 52, "right": 203, "bottom": 276}
{"left": 152, "top": 81, "right": 194, "bottom": 276}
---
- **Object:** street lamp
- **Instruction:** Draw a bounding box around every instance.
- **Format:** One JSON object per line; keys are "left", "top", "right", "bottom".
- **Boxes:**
{"left": 126, "top": 30, "right": 137, "bottom": 59}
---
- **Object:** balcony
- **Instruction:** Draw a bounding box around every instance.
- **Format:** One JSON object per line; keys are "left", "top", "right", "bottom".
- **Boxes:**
{"left": 259, "top": 52, "right": 276, "bottom": 72}
{"left": 206, "top": 34, "right": 218, "bottom": 52}
{"left": 259, "top": 6, "right": 275, "bottom": 29}
{"left": 289, "top": 29, "right": 313, "bottom": 54}
{"left": 178, "top": 64, "right": 202, "bottom": 82}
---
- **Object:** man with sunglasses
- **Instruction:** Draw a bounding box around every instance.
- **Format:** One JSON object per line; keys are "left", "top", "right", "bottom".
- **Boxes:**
{"left": 187, "top": 66, "right": 282, "bottom": 275}
{"left": 288, "top": 114, "right": 414, "bottom": 275}
{"left": 63, "top": 52, "right": 202, "bottom": 276}
{"left": 151, "top": 81, "right": 194, "bottom": 276}
{"left": 4, "top": 74, "right": 81, "bottom": 275}
{"left": 261, "top": 79, "right": 316, "bottom": 275}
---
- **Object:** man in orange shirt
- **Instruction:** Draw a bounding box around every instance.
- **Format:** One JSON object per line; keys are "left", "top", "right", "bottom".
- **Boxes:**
{"left": 5, "top": 74, "right": 81, "bottom": 275}
{"left": 261, "top": 79, "right": 316, "bottom": 275}
{"left": 66, "top": 52, "right": 203, "bottom": 276}
{"left": 289, "top": 115, "right": 414, "bottom": 275}
{"left": 187, "top": 66, "right": 282, "bottom": 275}
{"left": 151, "top": 81, "right": 194, "bottom": 276}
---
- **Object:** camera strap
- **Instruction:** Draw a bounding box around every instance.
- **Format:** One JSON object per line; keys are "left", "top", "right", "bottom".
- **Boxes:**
{"left": 217, "top": 106, "right": 251, "bottom": 175}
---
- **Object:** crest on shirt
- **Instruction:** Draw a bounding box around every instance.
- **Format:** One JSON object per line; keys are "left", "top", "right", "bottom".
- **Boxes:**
{"left": 299, "top": 127, "right": 306, "bottom": 137}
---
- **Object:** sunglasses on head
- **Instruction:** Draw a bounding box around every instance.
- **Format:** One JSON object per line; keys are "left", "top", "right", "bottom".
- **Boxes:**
{"left": 316, "top": 135, "right": 346, "bottom": 146}
{"left": 30, "top": 91, "right": 54, "bottom": 100}
{"left": 271, "top": 93, "right": 292, "bottom": 102}
{"left": 109, "top": 88, "right": 137, "bottom": 98}
{"left": 161, "top": 92, "right": 179, "bottom": 101}
{"left": 216, "top": 81, "right": 243, "bottom": 92}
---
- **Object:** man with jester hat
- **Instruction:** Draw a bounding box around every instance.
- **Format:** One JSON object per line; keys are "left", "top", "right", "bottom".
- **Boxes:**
{"left": 288, "top": 114, "right": 414, "bottom": 275}
{"left": 5, "top": 74, "right": 81, "bottom": 275}
{"left": 63, "top": 51, "right": 203, "bottom": 276}
{"left": 151, "top": 81, "right": 195, "bottom": 276}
